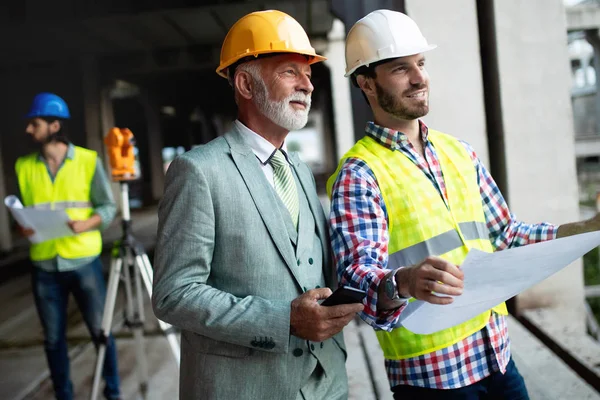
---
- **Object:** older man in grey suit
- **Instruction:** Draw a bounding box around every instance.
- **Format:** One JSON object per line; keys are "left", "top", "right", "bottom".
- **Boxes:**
{"left": 152, "top": 10, "right": 363, "bottom": 400}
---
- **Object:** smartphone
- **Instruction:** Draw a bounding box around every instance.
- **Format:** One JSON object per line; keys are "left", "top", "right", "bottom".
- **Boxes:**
{"left": 321, "top": 286, "right": 367, "bottom": 307}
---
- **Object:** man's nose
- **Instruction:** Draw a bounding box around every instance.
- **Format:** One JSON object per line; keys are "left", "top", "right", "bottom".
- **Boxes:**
{"left": 409, "top": 67, "right": 426, "bottom": 85}
{"left": 25, "top": 124, "right": 33, "bottom": 134}
{"left": 297, "top": 73, "right": 314, "bottom": 94}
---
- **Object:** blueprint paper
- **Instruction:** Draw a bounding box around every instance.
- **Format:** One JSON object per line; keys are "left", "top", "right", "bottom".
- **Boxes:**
{"left": 400, "top": 231, "right": 600, "bottom": 334}
{"left": 5, "top": 195, "right": 73, "bottom": 244}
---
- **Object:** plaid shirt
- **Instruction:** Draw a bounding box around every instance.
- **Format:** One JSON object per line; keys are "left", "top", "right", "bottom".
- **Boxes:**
{"left": 329, "top": 121, "right": 557, "bottom": 389}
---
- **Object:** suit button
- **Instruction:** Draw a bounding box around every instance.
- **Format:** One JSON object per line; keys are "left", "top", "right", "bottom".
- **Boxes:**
{"left": 297, "top": 259, "right": 301, "bottom": 266}
{"left": 315, "top": 285, "right": 320, "bottom": 289}
{"left": 308, "top": 258, "right": 314, "bottom": 265}
{"left": 310, "top": 344, "right": 315, "bottom": 351}
{"left": 320, "top": 342, "right": 324, "bottom": 349}
{"left": 293, "top": 348, "right": 303, "bottom": 357}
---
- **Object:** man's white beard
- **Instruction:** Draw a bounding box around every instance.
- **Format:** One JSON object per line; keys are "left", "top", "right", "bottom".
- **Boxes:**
{"left": 253, "top": 79, "right": 311, "bottom": 131}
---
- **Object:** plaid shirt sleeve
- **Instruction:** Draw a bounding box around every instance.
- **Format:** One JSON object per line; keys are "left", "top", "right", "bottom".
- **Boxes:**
{"left": 90, "top": 158, "right": 117, "bottom": 231}
{"left": 459, "top": 140, "right": 558, "bottom": 249}
{"left": 329, "top": 157, "right": 406, "bottom": 331}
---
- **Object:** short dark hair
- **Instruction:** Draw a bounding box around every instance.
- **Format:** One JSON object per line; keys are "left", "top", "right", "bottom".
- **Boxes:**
{"left": 40, "top": 117, "right": 69, "bottom": 143}
{"left": 351, "top": 58, "right": 395, "bottom": 104}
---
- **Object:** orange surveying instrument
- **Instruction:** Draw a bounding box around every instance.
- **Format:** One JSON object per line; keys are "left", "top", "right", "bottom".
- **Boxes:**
{"left": 91, "top": 128, "right": 180, "bottom": 400}
{"left": 104, "top": 127, "right": 137, "bottom": 180}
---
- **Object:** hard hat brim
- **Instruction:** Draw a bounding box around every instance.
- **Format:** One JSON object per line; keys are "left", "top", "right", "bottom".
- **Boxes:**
{"left": 24, "top": 111, "right": 71, "bottom": 119}
{"left": 216, "top": 50, "right": 326, "bottom": 78}
{"left": 345, "top": 44, "right": 437, "bottom": 77}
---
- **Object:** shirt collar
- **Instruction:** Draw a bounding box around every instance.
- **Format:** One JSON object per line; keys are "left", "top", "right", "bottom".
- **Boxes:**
{"left": 364, "top": 120, "right": 429, "bottom": 150}
{"left": 37, "top": 142, "right": 75, "bottom": 162}
{"left": 234, "top": 119, "right": 290, "bottom": 165}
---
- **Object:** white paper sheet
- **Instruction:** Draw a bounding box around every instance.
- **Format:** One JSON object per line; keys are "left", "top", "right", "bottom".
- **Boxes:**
{"left": 400, "top": 230, "right": 600, "bottom": 334}
{"left": 5, "top": 195, "right": 73, "bottom": 244}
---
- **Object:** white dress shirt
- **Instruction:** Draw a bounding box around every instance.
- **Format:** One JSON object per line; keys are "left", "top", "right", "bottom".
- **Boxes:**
{"left": 234, "top": 119, "right": 291, "bottom": 188}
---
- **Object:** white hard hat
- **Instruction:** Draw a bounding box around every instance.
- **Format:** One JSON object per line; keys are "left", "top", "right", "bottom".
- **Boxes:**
{"left": 344, "top": 9, "right": 437, "bottom": 77}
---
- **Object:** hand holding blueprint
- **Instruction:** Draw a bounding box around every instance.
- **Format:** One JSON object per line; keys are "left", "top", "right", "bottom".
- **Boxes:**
{"left": 5, "top": 195, "right": 73, "bottom": 244}
{"left": 400, "top": 231, "right": 600, "bottom": 334}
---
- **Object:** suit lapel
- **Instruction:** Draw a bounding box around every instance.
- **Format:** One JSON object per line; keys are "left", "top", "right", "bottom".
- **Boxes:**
{"left": 224, "top": 129, "right": 302, "bottom": 284}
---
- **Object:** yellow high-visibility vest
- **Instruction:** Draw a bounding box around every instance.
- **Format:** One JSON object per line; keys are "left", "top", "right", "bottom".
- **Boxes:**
{"left": 327, "top": 129, "right": 508, "bottom": 359}
{"left": 16, "top": 146, "right": 102, "bottom": 261}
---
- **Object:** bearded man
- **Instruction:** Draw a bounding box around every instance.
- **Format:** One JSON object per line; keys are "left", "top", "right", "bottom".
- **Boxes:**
{"left": 328, "top": 10, "right": 600, "bottom": 400}
{"left": 152, "top": 10, "right": 362, "bottom": 400}
{"left": 15, "top": 92, "right": 121, "bottom": 400}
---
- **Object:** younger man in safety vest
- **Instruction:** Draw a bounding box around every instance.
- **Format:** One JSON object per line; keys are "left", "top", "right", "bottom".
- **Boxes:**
{"left": 328, "top": 10, "right": 600, "bottom": 399}
{"left": 16, "top": 92, "right": 121, "bottom": 400}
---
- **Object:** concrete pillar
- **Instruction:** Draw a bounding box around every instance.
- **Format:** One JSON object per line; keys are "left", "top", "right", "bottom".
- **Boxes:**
{"left": 492, "top": 0, "right": 584, "bottom": 331}
{"left": 406, "top": 0, "right": 490, "bottom": 166}
{"left": 330, "top": 0, "right": 405, "bottom": 141}
{"left": 99, "top": 85, "right": 121, "bottom": 209}
{"left": 585, "top": 29, "right": 600, "bottom": 135}
{"left": 140, "top": 91, "right": 165, "bottom": 201}
{"left": 0, "top": 140, "right": 12, "bottom": 252}
{"left": 81, "top": 56, "right": 104, "bottom": 158}
{"left": 323, "top": 19, "right": 356, "bottom": 159}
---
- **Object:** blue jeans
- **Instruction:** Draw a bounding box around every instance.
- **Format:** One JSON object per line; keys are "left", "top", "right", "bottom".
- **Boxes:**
{"left": 32, "top": 257, "right": 121, "bottom": 400}
{"left": 392, "top": 358, "right": 529, "bottom": 399}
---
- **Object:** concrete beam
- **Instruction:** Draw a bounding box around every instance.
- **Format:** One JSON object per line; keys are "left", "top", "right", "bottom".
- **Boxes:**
{"left": 585, "top": 284, "right": 600, "bottom": 298}
{"left": 576, "top": 137, "right": 600, "bottom": 157}
{"left": 99, "top": 47, "right": 220, "bottom": 77}
{"left": 567, "top": 5, "right": 600, "bottom": 31}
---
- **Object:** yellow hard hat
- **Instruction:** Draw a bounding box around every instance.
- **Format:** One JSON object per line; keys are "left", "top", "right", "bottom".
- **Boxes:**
{"left": 216, "top": 10, "right": 326, "bottom": 78}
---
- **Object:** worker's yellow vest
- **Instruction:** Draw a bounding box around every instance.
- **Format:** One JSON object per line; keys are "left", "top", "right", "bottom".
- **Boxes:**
{"left": 327, "top": 129, "right": 508, "bottom": 359}
{"left": 15, "top": 146, "right": 102, "bottom": 261}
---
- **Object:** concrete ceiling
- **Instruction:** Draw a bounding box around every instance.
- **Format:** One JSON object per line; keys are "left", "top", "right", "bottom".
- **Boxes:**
{"left": 0, "top": 0, "right": 334, "bottom": 69}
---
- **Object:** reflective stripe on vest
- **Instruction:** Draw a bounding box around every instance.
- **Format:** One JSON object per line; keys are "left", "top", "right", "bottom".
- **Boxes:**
{"left": 327, "top": 129, "right": 508, "bottom": 360}
{"left": 389, "top": 221, "right": 489, "bottom": 268}
{"left": 31, "top": 201, "right": 93, "bottom": 210}
{"left": 15, "top": 146, "right": 102, "bottom": 261}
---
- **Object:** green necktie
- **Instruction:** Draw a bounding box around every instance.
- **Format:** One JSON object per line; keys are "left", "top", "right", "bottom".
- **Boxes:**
{"left": 270, "top": 150, "right": 299, "bottom": 229}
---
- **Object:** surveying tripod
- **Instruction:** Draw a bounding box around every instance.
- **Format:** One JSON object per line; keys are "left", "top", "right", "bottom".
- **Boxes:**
{"left": 90, "top": 181, "right": 180, "bottom": 400}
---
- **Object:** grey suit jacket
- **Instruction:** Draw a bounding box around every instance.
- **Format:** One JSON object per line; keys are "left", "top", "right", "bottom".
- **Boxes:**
{"left": 152, "top": 126, "right": 346, "bottom": 399}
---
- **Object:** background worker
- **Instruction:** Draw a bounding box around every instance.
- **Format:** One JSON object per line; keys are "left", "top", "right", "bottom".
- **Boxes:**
{"left": 152, "top": 10, "right": 362, "bottom": 400}
{"left": 16, "top": 92, "right": 121, "bottom": 400}
{"left": 328, "top": 10, "right": 600, "bottom": 399}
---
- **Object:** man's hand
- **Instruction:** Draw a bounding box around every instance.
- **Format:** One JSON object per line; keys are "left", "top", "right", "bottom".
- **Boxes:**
{"left": 557, "top": 212, "right": 600, "bottom": 238}
{"left": 396, "top": 256, "right": 464, "bottom": 305}
{"left": 17, "top": 225, "right": 35, "bottom": 238}
{"left": 67, "top": 219, "right": 90, "bottom": 234}
{"left": 290, "top": 288, "right": 364, "bottom": 342}
{"left": 67, "top": 214, "right": 102, "bottom": 234}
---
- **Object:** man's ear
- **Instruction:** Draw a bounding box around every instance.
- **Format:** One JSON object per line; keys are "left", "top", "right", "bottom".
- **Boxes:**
{"left": 49, "top": 120, "right": 61, "bottom": 134}
{"left": 356, "top": 75, "right": 376, "bottom": 98}
{"left": 234, "top": 70, "right": 254, "bottom": 100}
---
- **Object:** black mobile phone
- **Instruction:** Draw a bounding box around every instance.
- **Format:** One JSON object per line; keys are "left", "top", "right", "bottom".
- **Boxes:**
{"left": 321, "top": 286, "right": 367, "bottom": 307}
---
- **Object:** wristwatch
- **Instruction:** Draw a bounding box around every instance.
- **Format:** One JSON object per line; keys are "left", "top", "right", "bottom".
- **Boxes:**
{"left": 384, "top": 271, "right": 400, "bottom": 301}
